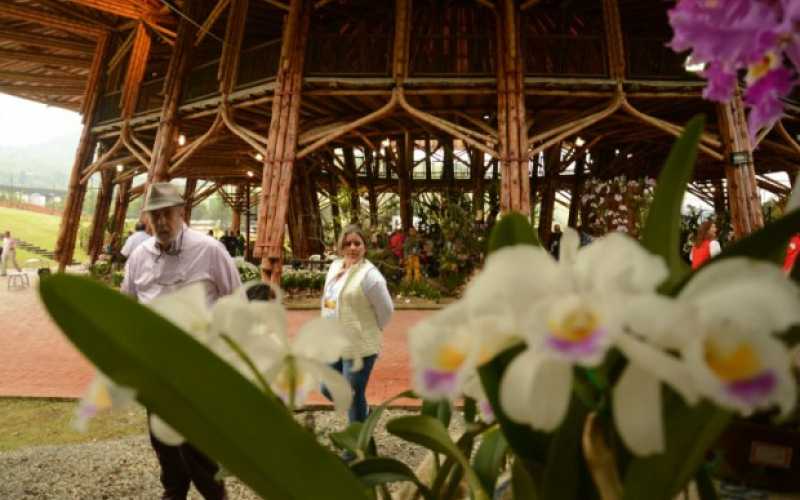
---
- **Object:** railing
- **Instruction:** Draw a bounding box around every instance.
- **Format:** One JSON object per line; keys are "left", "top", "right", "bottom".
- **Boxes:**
{"left": 237, "top": 40, "right": 281, "bottom": 87}
{"left": 409, "top": 34, "right": 495, "bottom": 76}
{"left": 305, "top": 34, "right": 392, "bottom": 76}
{"left": 183, "top": 58, "right": 220, "bottom": 102}
{"left": 521, "top": 34, "right": 608, "bottom": 78}
{"left": 136, "top": 77, "right": 165, "bottom": 114}
{"left": 94, "top": 90, "right": 122, "bottom": 124}
{"left": 626, "top": 36, "right": 699, "bottom": 80}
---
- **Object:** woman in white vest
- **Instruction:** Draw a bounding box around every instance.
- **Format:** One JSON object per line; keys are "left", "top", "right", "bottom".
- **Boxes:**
{"left": 322, "top": 225, "right": 394, "bottom": 423}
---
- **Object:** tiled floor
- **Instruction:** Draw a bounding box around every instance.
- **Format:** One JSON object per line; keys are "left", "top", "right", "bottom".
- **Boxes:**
{"left": 0, "top": 273, "right": 425, "bottom": 405}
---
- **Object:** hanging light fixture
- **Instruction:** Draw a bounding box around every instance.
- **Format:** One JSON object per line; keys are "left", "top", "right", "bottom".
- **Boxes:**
{"left": 178, "top": 134, "right": 187, "bottom": 146}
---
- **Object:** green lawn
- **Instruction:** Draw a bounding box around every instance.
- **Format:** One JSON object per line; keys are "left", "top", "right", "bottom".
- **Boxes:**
{"left": 0, "top": 206, "right": 88, "bottom": 266}
{"left": 0, "top": 398, "right": 147, "bottom": 452}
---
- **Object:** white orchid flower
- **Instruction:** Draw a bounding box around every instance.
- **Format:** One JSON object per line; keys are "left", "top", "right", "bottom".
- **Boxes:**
{"left": 149, "top": 283, "right": 354, "bottom": 413}
{"left": 617, "top": 258, "right": 800, "bottom": 456}
{"left": 409, "top": 302, "right": 483, "bottom": 400}
{"left": 262, "top": 317, "right": 353, "bottom": 413}
{"left": 643, "top": 259, "right": 799, "bottom": 414}
{"left": 489, "top": 231, "right": 696, "bottom": 445}
{"left": 74, "top": 374, "right": 136, "bottom": 432}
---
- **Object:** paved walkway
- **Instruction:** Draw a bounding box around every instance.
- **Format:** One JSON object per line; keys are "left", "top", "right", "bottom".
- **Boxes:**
{"left": 0, "top": 274, "right": 426, "bottom": 405}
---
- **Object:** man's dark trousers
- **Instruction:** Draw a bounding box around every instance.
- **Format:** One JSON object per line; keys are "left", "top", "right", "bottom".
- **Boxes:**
{"left": 149, "top": 430, "right": 227, "bottom": 500}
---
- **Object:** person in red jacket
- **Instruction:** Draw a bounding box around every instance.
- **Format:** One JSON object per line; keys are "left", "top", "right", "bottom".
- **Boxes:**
{"left": 690, "top": 220, "right": 721, "bottom": 270}
{"left": 783, "top": 234, "right": 800, "bottom": 275}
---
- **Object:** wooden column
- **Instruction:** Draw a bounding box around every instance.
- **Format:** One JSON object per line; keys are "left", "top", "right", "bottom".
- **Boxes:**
{"left": 712, "top": 179, "right": 726, "bottom": 216}
{"left": 256, "top": 0, "right": 312, "bottom": 283}
{"left": 147, "top": 2, "right": 198, "bottom": 184}
{"left": 329, "top": 175, "right": 341, "bottom": 241}
{"left": 443, "top": 137, "right": 456, "bottom": 203}
{"left": 343, "top": 146, "right": 361, "bottom": 223}
{"left": 398, "top": 133, "right": 414, "bottom": 230}
{"left": 88, "top": 169, "right": 114, "bottom": 263}
{"left": 568, "top": 154, "right": 585, "bottom": 227}
{"left": 495, "top": 0, "right": 530, "bottom": 214}
{"left": 231, "top": 184, "right": 244, "bottom": 232}
{"left": 109, "top": 178, "right": 131, "bottom": 254}
{"left": 470, "top": 147, "right": 485, "bottom": 220}
{"left": 538, "top": 144, "right": 559, "bottom": 243}
{"left": 245, "top": 182, "right": 252, "bottom": 259}
{"left": 717, "top": 92, "right": 764, "bottom": 236}
{"left": 183, "top": 178, "right": 197, "bottom": 224}
{"left": 287, "top": 164, "right": 323, "bottom": 258}
{"left": 366, "top": 149, "right": 379, "bottom": 227}
{"left": 55, "top": 32, "right": 110, "bottom": 271}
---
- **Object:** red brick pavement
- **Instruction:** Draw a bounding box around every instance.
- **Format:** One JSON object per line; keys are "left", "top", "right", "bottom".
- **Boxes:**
{"left": 0, "top": 278, "right": 428, "bottom": 405}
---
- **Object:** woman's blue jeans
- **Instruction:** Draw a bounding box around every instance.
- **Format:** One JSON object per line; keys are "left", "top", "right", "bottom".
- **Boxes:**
{"left": 323, "top": 354, "right": 378, "bottom": 423}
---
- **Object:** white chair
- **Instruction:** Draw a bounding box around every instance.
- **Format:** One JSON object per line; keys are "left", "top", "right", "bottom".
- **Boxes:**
{"left": 8, "top": 271, "right": 29, "bottom": 290}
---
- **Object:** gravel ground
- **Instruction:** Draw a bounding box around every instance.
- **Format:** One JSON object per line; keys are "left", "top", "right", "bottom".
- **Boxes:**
{"left": 0, "top": 409, "right": 464, "bottom": 500}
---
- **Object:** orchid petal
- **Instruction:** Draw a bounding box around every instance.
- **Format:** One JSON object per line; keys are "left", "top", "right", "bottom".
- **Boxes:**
{"left": 559, "top": 227, "right": 580, "bottom": 265}
{"left": 613, "top": 364, "right": 665, "bottom": 456}
{"left": 148, "top": 282, "right": 212, "bottom": 340}
{"left": 297, "top": 358, "right": 353, "bottom": 414}
{"left": 573, "top": 233, "right": 668, "bottom": 294}
{"left": 293, "top": 317, "right": 351, "bottom": 363}
{"left": 616, "top": 332, "right": 699, "bottom": 405}
{"left": 500, "top": 350, "right": 572, "bottom": 431}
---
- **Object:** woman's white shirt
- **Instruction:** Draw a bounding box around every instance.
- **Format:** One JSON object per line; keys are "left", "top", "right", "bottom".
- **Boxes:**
{"left": 322, "top": 259, "right": 393, "bottom": 329}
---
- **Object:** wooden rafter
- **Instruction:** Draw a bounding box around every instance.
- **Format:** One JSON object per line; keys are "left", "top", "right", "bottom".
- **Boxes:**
{"left": 0, "top": 48, "right": 92, "bottom": 67}
{"left": 0, "top": 29, "right": 94, "bottom": 53}
{"left": 0, "top": 2, "right": 105, "bottom": 38}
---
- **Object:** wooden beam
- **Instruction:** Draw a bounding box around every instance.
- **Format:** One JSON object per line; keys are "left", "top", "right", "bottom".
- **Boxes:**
{"left": 0, "top": 70, "right": 84, "bottom": 85}
{"left": 0, "top": 29, "right": 94, "bottom": 53}
{"left": 0, "top": 48, "right": 92, "bottom": 67}
{"left": 195, "top": 0, "right": 230, "bottom": 47}
{"left": 0, "top": 3, "right": 105, "bottom": 38}
{"left": 0, "top": 83, "right": 85, "bottom": 96}
{"left": 65, "top": 0, "right": 172, "bottom": 24}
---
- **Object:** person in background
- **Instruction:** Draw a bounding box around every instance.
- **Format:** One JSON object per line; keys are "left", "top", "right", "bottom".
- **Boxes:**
{"left": 403, "top": 227, "right": 422, "bottom": 282}
{"left": 690, "top": 220, "right": 721, "bottom": 269}
{"left": 783, "top": 233, "right": 800, "bottom": 275}
{"left": 388, "top": 226, "right": 405, "bottom": 262}
{"left": 321, "top": 224, "right": 393, "bottom": 424}
{"left": 207, "top": 229, "right": 215, "bottom": 238}
{"left": 234, "top": 230, "right": 245, "bottom": 256}
{"left": 122, "top": 183, "right": 240, "bottom": 500}
{"left": 549, "top": 224, "right": 563, "bottom": 259}
{"left": 120, "top": 222, "right": 149, "bottom": 261}
{"left": 0, "top": 230, "right": 21, "bottom": 276}
{"left": 219, "top": 230, "right": 238, "bottom": 257}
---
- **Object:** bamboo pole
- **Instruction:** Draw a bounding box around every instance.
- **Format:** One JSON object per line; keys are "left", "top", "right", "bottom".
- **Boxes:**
{"left": 147, "top": 0, "right": 199, "bottom": 184}
{"left": 717, "top": 89, "right": 764, "bottom": 237}
{"left": 55, "top": 32, "right": 110, "bottom": 272}
{"left": 256, "top": 0, "right": 312, "bottom": 283}
{"left": 88, "top": 170, "right": 115, "bottom": 263}
{"left": 109, "top": 178, "right": 132, "bottom": 255}
{"left": 183, "top": 178, "right": 198, "bottom": 224}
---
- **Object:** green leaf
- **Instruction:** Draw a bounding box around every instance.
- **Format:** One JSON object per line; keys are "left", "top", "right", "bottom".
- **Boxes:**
{"left": 331, "top": 422, "right": 365, "bottom": 454}
{"left": 695, "top": 468, "right": 718, "bottom": 500}
{"left": 478, "top": 345, "right": 551, "bottom": 464}
{"left": 473, "top": 426, "right": 509, "bottom": 493}
{"left": 386, "top": 415, "right": 490, "bottom": 500}
{"left": 39, "top": 275, "right": 369, "bottom": 500}
{"left": 512, "top": 458, "right": 538, "bottom": 500}
{"left": 356, "top": 390, "right": 416, "bottom": 455}
{"left": 641, "top": 115, "right": 704, "bottom": 287}
{"left": 622, "top": 393, "right": 731, "bottom": 500}
{"left": 541, "top": 395, "right": 590, "bottom": 500}
{"left": 350, "top": 457, "right": 434, "bottom": 500}
{"left": 488, "top": 212, "right": 539, "bottom": 253}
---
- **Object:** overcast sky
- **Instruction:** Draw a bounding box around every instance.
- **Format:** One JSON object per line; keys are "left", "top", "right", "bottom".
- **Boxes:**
{"left": 0, "top": 94, "right": 82, "bottom": 147}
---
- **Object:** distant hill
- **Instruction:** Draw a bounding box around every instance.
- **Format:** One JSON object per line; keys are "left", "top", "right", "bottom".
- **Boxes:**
{"left": 0, "top": 134, "right": 79, "bottom": 190}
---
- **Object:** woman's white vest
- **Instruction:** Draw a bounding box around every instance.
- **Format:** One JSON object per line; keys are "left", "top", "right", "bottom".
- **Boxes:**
{"left": 335, "top": 260, "right": 382, "bottom": 359}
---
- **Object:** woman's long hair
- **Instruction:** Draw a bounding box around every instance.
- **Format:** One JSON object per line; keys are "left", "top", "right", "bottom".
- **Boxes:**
{"left": 694, "top": 220, "right": 715, "bottom": 245}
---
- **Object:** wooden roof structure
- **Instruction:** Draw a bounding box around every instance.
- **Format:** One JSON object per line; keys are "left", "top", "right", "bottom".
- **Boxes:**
{"left": 1, "top": 0, "right": 798, "bottom": 280}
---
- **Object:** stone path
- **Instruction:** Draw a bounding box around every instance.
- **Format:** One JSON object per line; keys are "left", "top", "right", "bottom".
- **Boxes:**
{"left": 0, "top": 273, "right": 426, "bottom": 405}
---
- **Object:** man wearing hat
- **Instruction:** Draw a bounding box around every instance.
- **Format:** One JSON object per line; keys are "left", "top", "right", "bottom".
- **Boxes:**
{"left": 122, "top": 182, "right": 240, "bottom": 500}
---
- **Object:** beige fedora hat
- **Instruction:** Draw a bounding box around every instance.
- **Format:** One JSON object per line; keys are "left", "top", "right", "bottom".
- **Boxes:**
{"left": 143, "top": 183, "right": 185, "bottom": 212}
